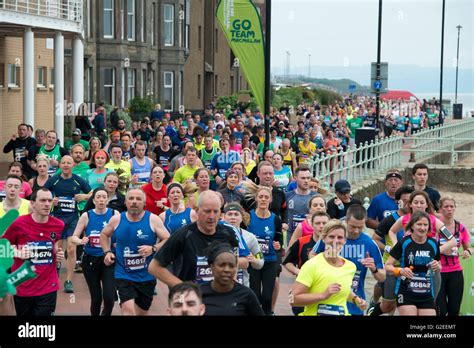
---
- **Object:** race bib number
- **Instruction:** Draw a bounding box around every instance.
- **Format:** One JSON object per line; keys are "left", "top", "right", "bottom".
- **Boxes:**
{"left": 292, "top": 214, "right": 306, "bottom": 231}
{"left": 407, "top": 273, "right": 431, "bottom": 295}
{"left": 124, "top": 253, "right": 146, "bottom": 272}
{"left": 237, "top": 269, "right": 244, "bottom": 285}
{"left": 58, "top": 196, "right": 76, "bottom": 213}
{"left": 196, "top": 256, "right": 213, "bottom": 283}
{"left": 351, "top": 270, "right": 361, "bottom": 293}
{"left": 14, "top": 147, "right": 27, "bottom": 162}
{"left": 88, "top": 231, "right": 101, "bottom": 248}
{"left": 27, "top": 241, "right": 54, "bottom": 265}
{"left": 257, "top": 237, "right": 270, "bottom": 255}
{"left": 317, "top": 304, "right": 345, "bottom": 316}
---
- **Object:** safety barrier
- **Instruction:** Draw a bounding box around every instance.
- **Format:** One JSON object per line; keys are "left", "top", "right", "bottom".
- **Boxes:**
{"left": 0, "top": 0, "right": 82, "bottom": 22}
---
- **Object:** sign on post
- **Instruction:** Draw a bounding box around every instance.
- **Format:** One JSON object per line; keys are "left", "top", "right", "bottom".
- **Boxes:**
{"left": 371, "top": 62, "right": 388, "bottom": 94}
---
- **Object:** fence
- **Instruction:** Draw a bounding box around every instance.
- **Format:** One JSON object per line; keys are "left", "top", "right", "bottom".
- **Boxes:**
{"left": 309, "top": 119, "right": 474, "bottom": 184}
{"left": 407, "top": 118, "right": 474, "bottom": 164}
{"left": 0, "top": 0, "right": 82, "bottom": 22}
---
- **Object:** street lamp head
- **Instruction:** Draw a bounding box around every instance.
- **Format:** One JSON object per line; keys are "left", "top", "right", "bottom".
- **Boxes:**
{"left": 456, "top": 25, "right": 462, "bottom": 30}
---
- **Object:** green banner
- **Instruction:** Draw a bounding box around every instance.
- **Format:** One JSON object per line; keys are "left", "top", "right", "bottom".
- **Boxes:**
{"left": 216, "top": 0, "right": 265, "bottom": 111}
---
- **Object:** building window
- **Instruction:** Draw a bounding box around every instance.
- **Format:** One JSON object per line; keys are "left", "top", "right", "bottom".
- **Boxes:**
{"left": 163, "top": 71, "right": 173, "bottom": 111}
{"left": 104, "top": 68, "right": 115, "bottom": 106}
{"left": 103, "top": 0, "right": 114, "bottom": 38}
{"left": 151, "top": 3, "right": 156, "bottom": 46}
{"left": 8, "top": 64, "right": 20, "bottom": 87}
{"left": 178, "top": 4, "right": 184, "bottom": 47}
{"left": 179, "top": 71, "right": 183, "bottom": 109}
{"left": 198, "top": 26, "right": 202, "bottom": 50}
{"left": 0, "top": 63, "right": 4, "bottom": 88}
{"left": 140, "top": 1, "right": 145, "bottom": 42}
{"left": 128, "top": 69, "right": 136, "bottom": 103}
{"left": 197, "top": 74, "right": 201, "bottom": 100}
{"left": 50, "top": 68, "right": 54, "bottom": 88}
{"left": 141, "top": 69, "right": 146, "bottom": 98}
{"left": 37, "top": 66, "right": 47, "bottom": 88}
{"left": 164, "top": 4, "right": 174, "bottom": 46}
{"left": 149, "top": 70, "right": 155, "bottom": 96}
{"left": 120, "top": 0, "right": 125, "bottom": 40}
{"left": 127, "top": 0, "right": 135, "bottom": 41}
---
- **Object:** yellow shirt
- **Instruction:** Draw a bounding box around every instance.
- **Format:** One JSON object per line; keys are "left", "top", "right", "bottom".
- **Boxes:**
{"left": 296, "top": 253, "right": 356, "bottom": 316}
{"left": 105, "top": 160, "right": 131, "bottom": 180}
{"left": 173, "top": 165, "right": 199, "bottom": 184}
{"left": 298, "top": 141, "right": 316, "bottom": 164}
{"left": 0, "top": 199, "right": 30, "bottom": 217}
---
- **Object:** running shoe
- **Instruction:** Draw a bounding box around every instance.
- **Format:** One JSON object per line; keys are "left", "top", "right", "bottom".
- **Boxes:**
{"left": 64, "top": 280, "right": 74, "bottom": 293}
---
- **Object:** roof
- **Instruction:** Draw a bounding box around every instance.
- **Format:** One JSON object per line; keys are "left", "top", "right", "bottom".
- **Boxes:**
{"left": 380, "top": 90, "right": 419, "bottom": 101}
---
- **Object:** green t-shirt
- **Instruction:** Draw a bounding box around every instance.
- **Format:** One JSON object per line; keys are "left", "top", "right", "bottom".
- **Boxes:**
{"left": 65, "top": 139, "right": 90, "bottom": 152}
{"left": 347, "top": 118, "right": 364, "bottom": 139}
{"left": 173, "top": 165, "right": 199, "bottom": 184}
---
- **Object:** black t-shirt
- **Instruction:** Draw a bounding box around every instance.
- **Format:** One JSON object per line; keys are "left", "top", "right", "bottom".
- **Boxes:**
{"left": 153, "top": 146, "right": 177, "bottom": 168}
{"left": 249, "top": 135, "right": 260, "bottom": 147}
{"left": 389, "top": 235, "right": 440, "bottom": 300}
{"left": 154, "top": 222, "right": 238, "bottom": 282}
{"left": 3, "top": 137, "right": 37, "bottom": 178}
{"left": 424, "top": 186, "right": 441, "bottom": 212}
{"left": 200, "top": 282, "right": 264, "bottom": 316}
{"left": 375, "top": 214, "right": 397, "bottom": 239}
{"left": 283, "top": 235, "right": 317, "bottom": 268}
{"left": 327, "top": 197, "right": 362, "bottom": 220}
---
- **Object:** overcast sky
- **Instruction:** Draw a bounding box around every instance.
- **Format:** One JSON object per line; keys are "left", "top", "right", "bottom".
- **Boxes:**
{"left": 271, "top": 0, "right": 474, "bottom": 70}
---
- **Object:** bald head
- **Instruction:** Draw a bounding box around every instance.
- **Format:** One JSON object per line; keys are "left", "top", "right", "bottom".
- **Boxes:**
{"left": 196, "top": 191, "right": 222, "bottom": 235}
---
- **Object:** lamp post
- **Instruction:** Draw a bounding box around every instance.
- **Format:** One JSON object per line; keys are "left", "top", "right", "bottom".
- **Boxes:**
{"left": 455, "top": 25, "right": 462, "bottom": 104}
{"left": 375, "top": 0, "right": 383, "bottom": 129}
{"left": 439, "top": 0, "right": 446, "bottom": 124}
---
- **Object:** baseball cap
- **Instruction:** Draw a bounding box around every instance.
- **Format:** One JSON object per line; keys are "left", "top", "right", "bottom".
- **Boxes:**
{"left": 335, "top": 179, "right": 351, "bottom": 193}
{"left": 223, "top": 202, "right": 243, "bottom": 214}
{"left": 385, "top": 170, "right": 403, "bottom": 180}
{"left": 72, "top": 128, "right": 82, "bottom": 136}
{"left": 279, "top": 121, "right": 285, "bottom": 125}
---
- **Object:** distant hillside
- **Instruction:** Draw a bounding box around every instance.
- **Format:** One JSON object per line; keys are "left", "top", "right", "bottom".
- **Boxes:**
{"left": 274, "top": 75, "right": 371, "bottom": 94}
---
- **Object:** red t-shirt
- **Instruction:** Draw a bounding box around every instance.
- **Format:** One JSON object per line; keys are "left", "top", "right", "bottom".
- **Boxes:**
{"left": 2, "top": 214, "right": 64, "bottom": 297}
{"left": 141, "top": 183, "right": 168, "bottom": 216}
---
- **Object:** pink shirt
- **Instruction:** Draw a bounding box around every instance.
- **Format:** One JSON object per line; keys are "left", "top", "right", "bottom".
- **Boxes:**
{"left": 438, "top": 221, "right": 470, "bottom": 273}
{"left": 299, "top": 219, "right": 314, "bottom": 237}
{"left": 0, "top": 181, "right": 32, "bottom": 199}
{"left": 3, "top": 214, "right": 64, "bottom": 297}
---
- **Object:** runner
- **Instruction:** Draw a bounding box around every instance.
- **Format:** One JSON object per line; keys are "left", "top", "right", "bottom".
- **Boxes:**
{"left": 200, "top": 242, "right": 264, "bottom": 316}
{"left": 3, "top": 123, "right": 37, "bottom": 179}
{"left": 99, "top": 188, "right": 169, "bottom": 315}
{"left": 386, "top": 211, "right": 441, "bottom": 316}
{"left": 167, "top": 282, "right": 205, "bottom": 316}
{"left": 149, "top": 191, "right": 241, "bottom": 286}
{"left": 223, "top": 202, "right": 264, "bottom": 287}
{"left": 84, "top": 172, "right": 126, "bottom": 213}
{"left": 217, "top": 169, "right": 244, "bottom": 205}
{"left": 272, "top": 153, "right": 292, "bottom": 189}
{"left": 0, "top": 175, "right": 30, "bottom": 216}
{"left": 142, "top": 165, "right": 168, "bottom": 216}
{"left": 0, "top": 162, "right": 33, "bottom": 201}
{"left": 311, "top": 205, "right": 385, "bottom": 315}
{"left": 173, "top": 147, "right": 200, "bottom": 185}
{"left": 71, "top": 187, "right": 119, "bottom": 315}
{"left": 291, "top": 220, "right": 366, "bottom": 316}
{"left": 130, "top": 141, "right": 156, "bottom": 187}
{"left": 36, "top": 131, "right": 68, "bottom": 176}
{"left": 159, "top": 183, "right": 197, "bottom": 234}
{"left": 28, "top": 155, "right": 50, "bottom": 194}
{"left": 211, "top": 138, "right": 240, "bottom": 187}
{"left": 87, "top": 150, "right": 111, "bottom": 190}
{"left": 2, "top": 188, "right": 65, "bottom": 316}
{"left": 44, "top": 156, "right": 91, "bottom": 293}
{"left": 436, "top": 197, "right": 472, "bottom": 316}
{"left": 411, "top": 163, "right": 441, "bottom": 211}
{"left": 246, "top": 185, "right": 283, "bottom": 315}
{"left": 200, "top": 135, "right": 219, "bottom": 190}
{"left": 327, "top": 180, "right": 362, "bottom": 220}
{"left": 288, "top": 195, "right": 327, "bottom": 247}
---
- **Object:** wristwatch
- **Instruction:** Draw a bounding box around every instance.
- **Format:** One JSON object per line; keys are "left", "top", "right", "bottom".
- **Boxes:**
{"left": 152, "top": 245, "right": 157, "bottom": 253}
{"left": 371, "top": 268, "right": 379, "bottom": 274}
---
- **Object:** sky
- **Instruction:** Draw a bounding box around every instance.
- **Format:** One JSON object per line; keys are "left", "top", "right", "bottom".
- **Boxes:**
{"left": 271, "top": 0, "right": 474, "bottom": 71}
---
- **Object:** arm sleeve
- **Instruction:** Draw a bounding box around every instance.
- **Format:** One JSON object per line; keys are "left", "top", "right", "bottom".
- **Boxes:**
{"left": 367, "top": 198, "right": 378, "bottom": 220}
{"left": 369, "top": 240, "right": 384, "bottom": 269}
{"left": 375, "top": 215, "right": 394, "bottom": 239}
{"left": 389, "top": 240, "right": 403, "bottom": 260}
{"left": 3, "top": 140, "right": 14, "bottom": 154}
{"left": 283, "top": 241, "right": 300, "bottom": 266}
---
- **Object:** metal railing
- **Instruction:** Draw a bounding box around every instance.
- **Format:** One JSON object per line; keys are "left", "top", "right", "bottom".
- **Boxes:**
{"left": 309, "top": 135, "right": 404, "bottom": 184}
{"left": 407, "top": 119, "right": 474, "bottom": 163}
{"left": 309, "top": 119, "right": 474, "bottom": 184}
{"left": 0, "top": 0, "right": 82, "bottom": 22}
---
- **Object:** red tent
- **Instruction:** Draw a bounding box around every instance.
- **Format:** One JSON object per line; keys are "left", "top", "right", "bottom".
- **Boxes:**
{"left": 380, "top": 90, "right": 419, "bottom": 101}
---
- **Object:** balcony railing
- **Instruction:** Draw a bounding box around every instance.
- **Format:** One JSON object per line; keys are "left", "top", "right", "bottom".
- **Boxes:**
{"left": 0, "top": 0, "right": 82, "bottom": 22}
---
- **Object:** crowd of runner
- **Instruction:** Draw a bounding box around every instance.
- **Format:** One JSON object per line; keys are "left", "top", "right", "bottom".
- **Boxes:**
{"left": 0, "top": 94, "right": 470, "bottom": 316}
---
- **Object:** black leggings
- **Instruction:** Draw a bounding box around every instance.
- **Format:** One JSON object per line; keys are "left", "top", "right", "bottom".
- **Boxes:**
{"left": 249, "top": 261, "right": 277, "bottom": 315}
{"left": 437, "top": 271, "right": 464, "bottom": 316}
{"left": 82, "top": 253, "right": 115, "bottom": 316}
